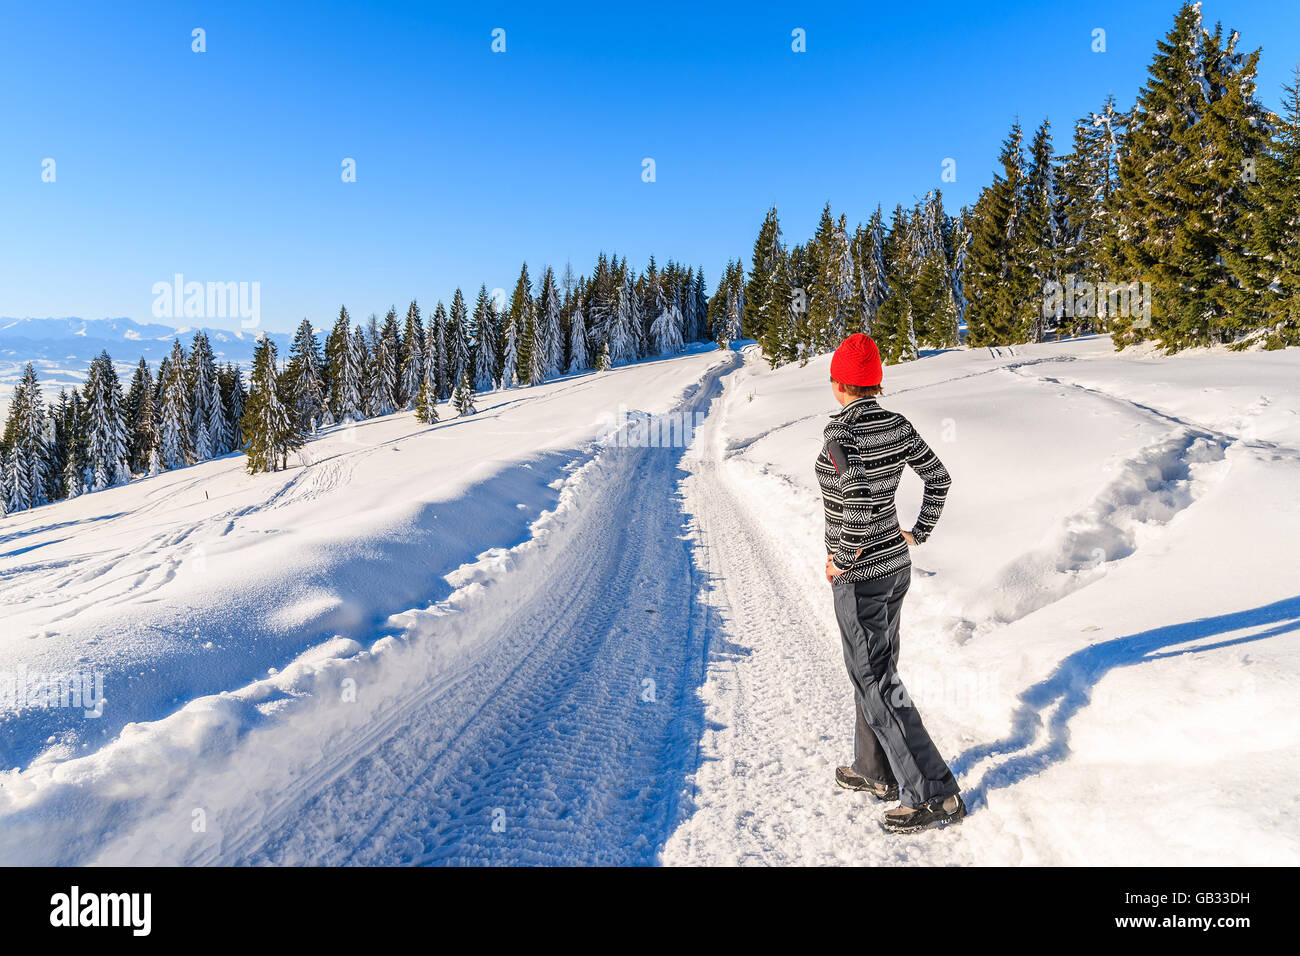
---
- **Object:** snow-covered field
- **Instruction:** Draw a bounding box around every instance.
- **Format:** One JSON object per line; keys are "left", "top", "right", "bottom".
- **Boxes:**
{"left": 1, "top": 335, "right": 1297, "bottom": 865}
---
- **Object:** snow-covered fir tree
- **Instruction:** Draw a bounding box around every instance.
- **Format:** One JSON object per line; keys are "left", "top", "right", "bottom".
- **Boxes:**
{"left": 965, "top": 121, "right": 1029, "bottom": 346}
{"left": 241, "top": 335, "right": 302, "bottom": 473}
{"left": 83, "top": 350, "right": 130, "bottom": 489}
{"left": 538, "top": 266, "right": 564, "bottom": 379}
{"left": 207, "top": 374, "right": 230, "bottom": 452}
{"left": 1249, "top": 63, "right": 1300, "bottom": 346}
{"left": 326, "top": 306, "right": 363, "bottom": 423}
{"left": 284, "top": 318, "right": 326, "bottom": 432}
{"left": 1021, "top": 120, "right": 1062, "bottom": 341}
{"left": 507, "top": 265, "right": 533, "bottom": 385}
{"left": 649, "top": 284, "right": 685, "bottom": 355}
{"left": 429, "top": 301, "right": 450, "bottom": 399}
{"left": 62, "top": 390, "right": 89, "bottom": 497}
{"left": 415, "top": 358, "right": 439, "bottom": 424}
{"left": 1109, "top": 1, "right": 1270, "bottom": 348}
{"left": 499, "top": 302, "right": 521, "bottom": 388}
{"left": 608, "top": 267, "right": 640, "bottom": 364}
{"left": 124, "top": 358, "right": 156, "bottom": 475}
{"left": 447, "top": 289, "right": 470, "bottom": 396}
{"left": 567, "top": 302, "right": 590, "bottom": 373}
{"left": 453, "top": 370, "right": 476, "bottom": 417}
{"left": 157, "top": 340, "right": 192, "bottom": 469}
{"left": 399, "top": 301, "right": 424, "bottom": 410}
{"left": 1, "top": 363, "right": 49, "bottom": 512}
{"left": 221, "top": 363, "right": 248, "bottom": 450}
{"left": 856, "top": 206, "right": 891, "bottom": 339}
{"left": 368, "top": 308, "right": 400, "bottom": 417}
{"left": 472, "top": 285, "right": 498, "bottom": 391}
{"left": 188, "top": 331, "right": 218, "bottom": 463}
{"left": 352, "top": 326, "right": 372, "bottom": 418}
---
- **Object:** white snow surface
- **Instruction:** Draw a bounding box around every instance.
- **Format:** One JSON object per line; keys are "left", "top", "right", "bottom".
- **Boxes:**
{"left": 0, "top": 336, "right": 1297, "bottom": 865}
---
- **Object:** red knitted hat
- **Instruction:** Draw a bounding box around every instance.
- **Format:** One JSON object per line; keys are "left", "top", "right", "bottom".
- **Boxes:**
{"left": 829, "top": 333, "right": 883, "bottom": 387}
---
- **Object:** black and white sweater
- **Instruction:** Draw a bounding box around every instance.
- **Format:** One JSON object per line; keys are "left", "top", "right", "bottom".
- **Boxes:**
{"left": 815, "top": 397, "right": 951, "bottom": 582}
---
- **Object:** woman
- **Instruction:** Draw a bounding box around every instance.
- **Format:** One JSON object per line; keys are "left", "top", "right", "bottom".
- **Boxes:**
{"left": 816, "top": 333, "right": 965, "bottom": 833}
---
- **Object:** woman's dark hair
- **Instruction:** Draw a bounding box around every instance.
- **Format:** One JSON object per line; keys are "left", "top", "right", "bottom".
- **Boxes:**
{"left": 830, "top": 376, "right": 883, "bottom": 398}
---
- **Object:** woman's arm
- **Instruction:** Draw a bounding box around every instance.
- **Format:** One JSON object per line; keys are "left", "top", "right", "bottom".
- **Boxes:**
{"left": 903, "top": 421, "right": 951, "bottom": 543}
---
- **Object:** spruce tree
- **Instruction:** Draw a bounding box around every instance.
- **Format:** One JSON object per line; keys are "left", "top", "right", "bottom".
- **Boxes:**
{"left": 124, "top": 357, "right": 157, "bottom": 474}
{"left": 369, "top": 307, "right": 400, "bottom": 416}
{"left": 188, "top": 331, "right": 218, "bottom": 462}
{"left": 429, "top": 301, "right": 450, "bottom": 399}
{"left": 441, "top": 289, "right": 466, "bottom": 395}
{"left": 3, "top": 448, "right": 25, "bottom": 514}
{"left": 1249, "top": 64, "right": 1300, "bottom": 346}
{"left": 453, "top": 370, "right": 476, "bottom": 417}
{"left": 499, "top": 303, "right": 521, "bottom": 388}
{"left": 748, "top": 206, "right": 797, "bottom": 364}
{"left": 83, "top": 351, "right": 130, "bottom": 489}
{"left": 222, "top": 363, "right": 248, "bottom": 448}
{"left": 326, "top": 306, "right": 362, "bottom": 422}
{"left": 538, "top": 266, "right": 564, "bottom": 378}
{"left": 877, "top": 205, "right": 921, "bottom": 362}
{"left": 567, "top": 302, "right": 590, "bottom": 372}
{"left": 241, "top": 336, "right": 302, "bottom": 473}
{"left": 609, "top": 266, "right": 640, "bottom": 363}
{"left": 965, "top": 120, "right": 1030, "bottom": 345}
{"left": 44, "top": 389, "right": 69, "bottom": 502}
{"left": 399, "top": 301, "right": 425, "bottom": 409}
{"left": 857, "top": 207, "right": 891, "bottom": 339}
{"left": 62, "top": 390, "right": 90, "bottom": 495}
{"left": 352, "top": 326, "right": 373, "bottom": 418}
{"left": 207, "top": 374, "right": 230, "bottom": 451}
{"left": 744, "top": 206, "right": 782, "bottom": 344}
{"left": 692, "top": 269, "right": 710, "bottom": 342}
{"left": 1, "top": 363, "right": 49, "bottom": 510}
{"left": 472, "top": 285, "right": 498, "bottom": 391}
{"left": 949, "top": 212, "right": 973, "bottom": 340}
{"left": 285, "top": 317, "right": 326, "bottom": 431}
{"left": 1108, "top": 3, "right": 1269, "bottom": 348}
{"left": 507, "top": 266, "right": 533, "bottom": 384}
{"left": 1021, "top": 120, "right": 1062, "bottom": 341}
{"left": 158, "top": 340, "right": 192, "bottom": 469}
{"left": 1057, "top": 95, "right": 1127, "bottom": 336}
{"left": 649, "top": 280, "right": 685, "bottom": 355}
{"left": 414, "top": 374, "right": 439, "bottom": 424}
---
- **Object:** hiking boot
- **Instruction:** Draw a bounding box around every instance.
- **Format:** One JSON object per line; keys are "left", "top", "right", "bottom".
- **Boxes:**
{"left": 835, "top": 766, "right": 899, "bottom": 801}
{"left": 882, "top": 793, "right": 967, "bottom": 833}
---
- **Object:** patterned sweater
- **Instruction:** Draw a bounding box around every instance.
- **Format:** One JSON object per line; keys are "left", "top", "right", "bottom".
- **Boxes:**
{"left": 815, "top": 397, "right": 952, "bottom": 582}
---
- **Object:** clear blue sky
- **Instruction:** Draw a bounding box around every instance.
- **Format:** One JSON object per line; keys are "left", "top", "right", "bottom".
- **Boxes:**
{"left": 1, "top": 0, "right": 1297, "bottom": 333}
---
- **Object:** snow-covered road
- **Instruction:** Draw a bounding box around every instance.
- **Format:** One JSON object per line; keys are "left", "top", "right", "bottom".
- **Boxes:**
{"left": 212, "top": 360, "right": 736, "bottom": 865}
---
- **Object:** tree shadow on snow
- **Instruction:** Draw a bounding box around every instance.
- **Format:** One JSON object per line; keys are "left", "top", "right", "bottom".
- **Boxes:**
{"left": 951, "top": 595, "right": 1300, "bottom": 813}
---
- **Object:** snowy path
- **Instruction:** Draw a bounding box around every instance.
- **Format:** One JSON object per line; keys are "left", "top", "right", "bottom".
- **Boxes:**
{"left": 664, "top": 364, "right": 979, "bottom": 865}
{"left": 107, "top": 358, "right": 732, "bottom": 865}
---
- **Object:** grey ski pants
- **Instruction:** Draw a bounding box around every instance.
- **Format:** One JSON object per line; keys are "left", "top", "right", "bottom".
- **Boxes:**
{"left": 832, "top": 566, "right": 959, "bottom": 808}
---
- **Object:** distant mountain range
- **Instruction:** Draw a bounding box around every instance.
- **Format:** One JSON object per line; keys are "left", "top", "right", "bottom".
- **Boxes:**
{"left": 0, "top": 316, "right": 292, "bottom": 404}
